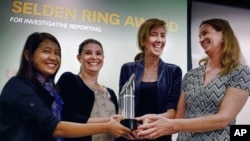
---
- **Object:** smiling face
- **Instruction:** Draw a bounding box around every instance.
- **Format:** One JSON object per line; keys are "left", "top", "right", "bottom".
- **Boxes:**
{"left": 31, "top": 39, "right": 61, "bottom": 78}
{"left": 199, "top": 23, "right": 223, "bottom": 55}
{"left": 77, "top": 42, "right": 104, "bottom": 74}
{"left": 143, "top": 25, "right": 166, "bottom": 58}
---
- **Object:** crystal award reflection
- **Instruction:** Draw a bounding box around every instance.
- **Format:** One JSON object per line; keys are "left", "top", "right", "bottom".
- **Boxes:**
{"left": 119, "top": 73, "right": 138, "bottom": 130}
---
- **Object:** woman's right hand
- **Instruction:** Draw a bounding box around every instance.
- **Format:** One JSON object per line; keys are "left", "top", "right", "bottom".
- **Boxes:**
{"left": 107, "top": 115, "right": 131, "bottom": 138}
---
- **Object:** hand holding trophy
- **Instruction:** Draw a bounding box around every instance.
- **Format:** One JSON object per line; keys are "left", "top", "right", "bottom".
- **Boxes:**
{"left": 119, "top": 73, "right": 138, "bottom": 130}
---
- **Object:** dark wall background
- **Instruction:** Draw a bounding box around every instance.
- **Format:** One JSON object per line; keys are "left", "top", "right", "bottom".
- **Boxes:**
{"left": 194, "top": 0, "right": 250, "bottom": 10}
{"left": 187, "top": 0, "right": 250, "bottom": 70}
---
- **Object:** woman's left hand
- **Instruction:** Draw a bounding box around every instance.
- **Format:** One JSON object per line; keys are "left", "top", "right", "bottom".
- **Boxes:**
{"left": 136, "top": 114, "right": 175, "bottom": 139}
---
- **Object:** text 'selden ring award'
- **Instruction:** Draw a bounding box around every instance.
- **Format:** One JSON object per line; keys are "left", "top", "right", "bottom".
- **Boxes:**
{"left": 119, "top": 73, "right": 138, "bottom": 130}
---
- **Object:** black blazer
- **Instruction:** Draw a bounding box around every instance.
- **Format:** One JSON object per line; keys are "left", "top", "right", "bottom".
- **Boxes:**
{"left": 0, "top": 76, "right": 60, "bottom": 141}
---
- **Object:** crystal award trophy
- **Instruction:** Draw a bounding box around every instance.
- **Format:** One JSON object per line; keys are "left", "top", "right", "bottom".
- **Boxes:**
{"left": 119, "top": 73, "right": 138, "bottom": 130}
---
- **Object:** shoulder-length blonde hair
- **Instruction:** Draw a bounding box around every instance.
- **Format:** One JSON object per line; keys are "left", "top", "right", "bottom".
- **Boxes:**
{"left": 134, "top": 18, "right": 166, "bottom": 62}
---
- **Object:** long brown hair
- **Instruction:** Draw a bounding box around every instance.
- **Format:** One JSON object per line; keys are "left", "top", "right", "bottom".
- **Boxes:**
{"left": 199, "top": 18, "right": 244, "bottom": 75}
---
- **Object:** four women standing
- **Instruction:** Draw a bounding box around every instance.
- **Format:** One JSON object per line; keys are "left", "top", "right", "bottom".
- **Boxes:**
{"left": 0, "top": 18, "right": 249, "bottom": 141}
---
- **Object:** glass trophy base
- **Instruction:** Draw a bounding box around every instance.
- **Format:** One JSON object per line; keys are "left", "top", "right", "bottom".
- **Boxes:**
{"left": 120, "top": 118, "right": 138, "bottom": 130}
